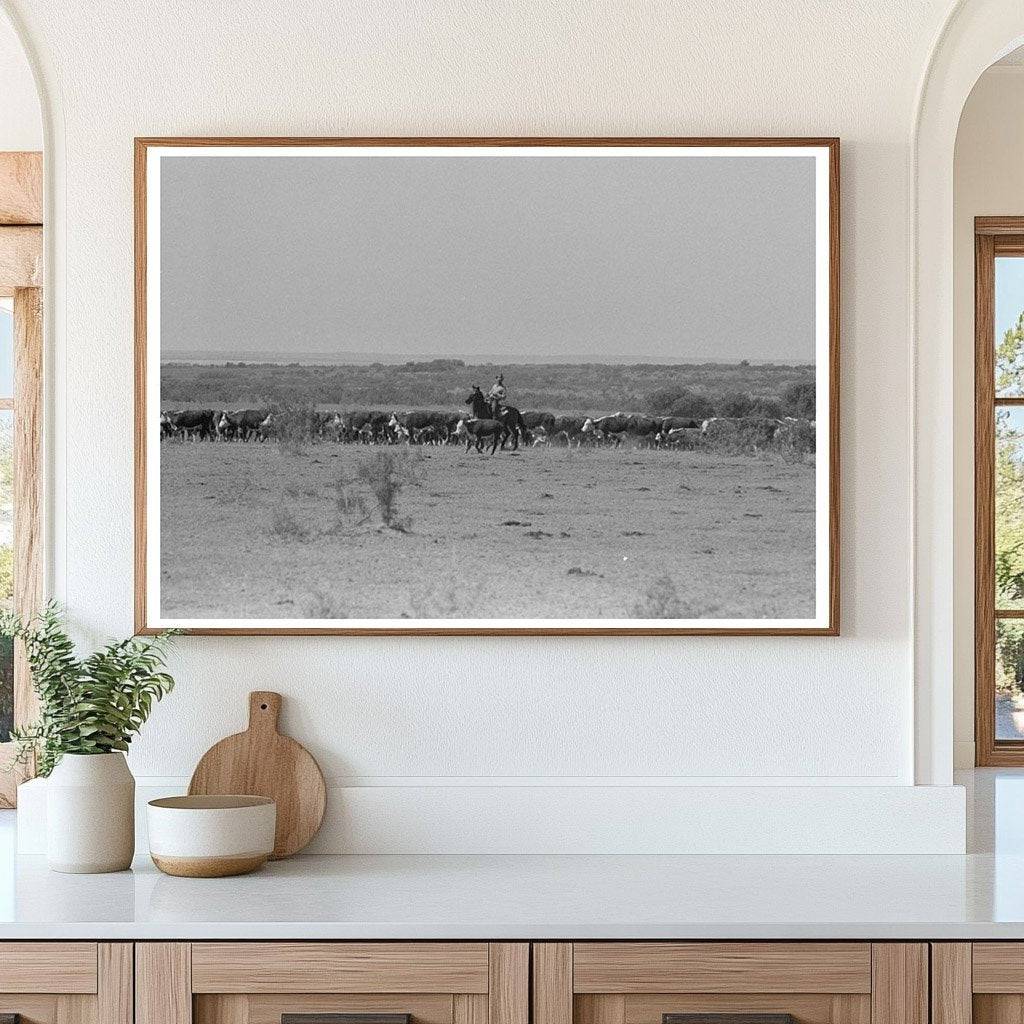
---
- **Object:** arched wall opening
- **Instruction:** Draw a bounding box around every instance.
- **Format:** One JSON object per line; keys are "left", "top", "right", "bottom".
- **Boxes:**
{"left": 914, "top": 0, "right": 1024, "bottom": 784}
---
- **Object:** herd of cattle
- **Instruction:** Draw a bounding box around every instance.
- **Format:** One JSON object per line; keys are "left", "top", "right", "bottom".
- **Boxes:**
{"left": 160, "top": 406, "right": 814, "bottom": 453}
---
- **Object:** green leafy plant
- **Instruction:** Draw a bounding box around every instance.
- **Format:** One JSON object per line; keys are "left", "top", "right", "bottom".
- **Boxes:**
{"left": 0, "top": 603, "right": 178, "bottom": 777}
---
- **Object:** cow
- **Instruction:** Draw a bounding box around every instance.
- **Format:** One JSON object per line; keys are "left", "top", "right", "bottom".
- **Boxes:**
{"left": 256, "top": 412, "right": 277, "bottom": 442}
{"left": 166, "top": 409, "right": 216, "bottom": 441}
{"left": 388, "top": 414, "right": 412, "bottom": 443}
{"left": 522, "top": 411, "right": 555, "bottom": 434}
{"left": 550, "top": 415, "right": 586, "bottom": 447}
{"left": 342, "top": 410, "right": 390, "bottom": 443}
{"left": 655, "top": 425, "right": 701, "bottom": 449}
{"left": 659, "top": 416, "right": 700, "bottom": 433}
{"left": 160, "top": 411, "right": 181, "bottom": 439}
{"left": 581, "top": 414, "right": 632, "bottom": 447}
{"left": 454, "top": 417, "right": 504, "bottom": 454}
{"left": 626, "top": 415, "right": 660, "bottom": 447}
{"left": 217, "top": 408, "right": 267, "bottom": 441}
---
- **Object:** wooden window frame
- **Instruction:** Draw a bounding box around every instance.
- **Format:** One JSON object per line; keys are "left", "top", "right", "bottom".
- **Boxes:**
{"left": 975, "top": 217, "right": 1024, "bottom": 765}
{"left": 0, "top": 151, "right": 43, "bottom": 806}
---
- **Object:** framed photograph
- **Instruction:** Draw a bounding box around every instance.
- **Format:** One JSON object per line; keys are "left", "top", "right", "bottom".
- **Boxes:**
{"left": 135, "top": 137, "right": 839, "bottom": 636}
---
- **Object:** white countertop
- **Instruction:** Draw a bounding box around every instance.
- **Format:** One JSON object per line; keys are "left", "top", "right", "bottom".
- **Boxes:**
{"left": 1, "top": 769, "right": 1022, "bottom": 941}
{"left": 0, "top": 849, "right": 1022, "bottom": 940}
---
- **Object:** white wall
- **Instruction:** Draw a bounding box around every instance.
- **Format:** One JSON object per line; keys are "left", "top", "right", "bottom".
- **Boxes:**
{"left": 0, "top": 10, "right": 40, "bottom": 151}
{"left": 952, "top": 66, "right": 1024, "bottom": 768}
{"left": 1, "top": 0, "right": 972, "bottom": 851}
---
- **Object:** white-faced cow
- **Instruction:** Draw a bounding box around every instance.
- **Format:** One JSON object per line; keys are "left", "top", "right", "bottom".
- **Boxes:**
{"left": 165, "top": 409, "right": 216, "bottom": 441}
{"left": 217, "top": 409, "right": 268, "bottom": 441}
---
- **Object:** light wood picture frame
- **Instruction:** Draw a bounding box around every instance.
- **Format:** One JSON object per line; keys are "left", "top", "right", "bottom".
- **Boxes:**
{"left": 135, "top": 137, "right": 840, "bottom": 636}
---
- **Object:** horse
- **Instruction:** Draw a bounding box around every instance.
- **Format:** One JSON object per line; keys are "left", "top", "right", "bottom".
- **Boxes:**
{"left": 465, "top": 389, "right": 528, "bottom": 450}
{"left": 454, "top": 417, "right": 504, "bottom": 455}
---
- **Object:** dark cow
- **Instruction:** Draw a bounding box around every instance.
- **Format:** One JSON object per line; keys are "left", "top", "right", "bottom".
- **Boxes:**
{"left": 626, "top": 415, "right": 660, "bottom": 445}
{"left": 454, "top": 417, "right": 504, "bottom": 454}
{"left": 343, "top": 410, "right": 391, "bottom": 443}
{"left": 659, "top": 416, "right": 700, "bottom": 433}
{"left": 166, "top": 409, "right": 216, "bottom": 441}
{"left": 581, "top": 414, "right": 631, "bottom": 446}
{"left": 522, "top": 410, "right": 555, "bottom": 434}
{"left": 217, "top": 408, "right": 268, "bottom": 441}
{"left": 549, "top": 415, "right": 586, "bottom": 447}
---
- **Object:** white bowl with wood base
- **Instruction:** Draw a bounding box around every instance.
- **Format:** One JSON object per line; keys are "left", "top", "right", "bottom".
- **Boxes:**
{"left": 147, "top": 795, "right": 276, "bottom": 877}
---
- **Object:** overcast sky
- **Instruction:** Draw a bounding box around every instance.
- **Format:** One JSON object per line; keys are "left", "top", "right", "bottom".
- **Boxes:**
{"left": 160, "top": 152, "right": 817, "bottom": 364}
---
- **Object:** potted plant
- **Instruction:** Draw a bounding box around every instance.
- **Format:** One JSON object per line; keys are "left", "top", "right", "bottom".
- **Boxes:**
{"left": 2, "top": 603, "right": 177, "bottom": 873}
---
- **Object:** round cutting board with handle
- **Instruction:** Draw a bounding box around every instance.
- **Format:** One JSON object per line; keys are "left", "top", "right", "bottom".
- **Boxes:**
{"left": 188, "top": 691, "right": 326, "bottom": 859}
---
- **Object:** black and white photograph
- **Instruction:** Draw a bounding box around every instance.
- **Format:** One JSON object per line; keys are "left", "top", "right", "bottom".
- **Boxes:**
{"left": 137, "top": 140, "right": 837, "bottom": 634}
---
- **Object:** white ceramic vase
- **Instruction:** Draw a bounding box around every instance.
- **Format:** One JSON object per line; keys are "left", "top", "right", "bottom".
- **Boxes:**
{"left": 46, "top": 752, "right": 135, "bottom": 873}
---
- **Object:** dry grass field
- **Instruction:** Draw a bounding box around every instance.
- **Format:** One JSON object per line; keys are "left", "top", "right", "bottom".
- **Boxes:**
{"left": 159, "top": 440, "right": 816, "bottom": 621}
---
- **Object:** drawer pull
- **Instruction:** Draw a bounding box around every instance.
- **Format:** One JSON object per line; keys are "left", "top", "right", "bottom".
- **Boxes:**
{"left": 665, "top": 1016, "right": 796, "bottom": 1024}
{"left": 283, "top": 1016, "right": 411, "bottom": 1024}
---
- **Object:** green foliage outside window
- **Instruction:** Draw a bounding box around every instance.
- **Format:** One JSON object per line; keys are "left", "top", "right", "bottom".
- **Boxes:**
{"left": 1, "top": 603, "right": 178, "bottom": 776}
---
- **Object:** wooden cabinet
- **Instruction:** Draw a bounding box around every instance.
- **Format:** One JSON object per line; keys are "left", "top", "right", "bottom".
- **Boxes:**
{"left": 136, "top": 943, "right": 528, "bottom": 1024}
{"left": 931, "top": 943, "right": 1024, "bottom": 1024}
{"left": 533, "top": 944, "right": 928, "bottom": 1024}
{"left": 0, "top": 942, "right": 132, "bottom": 1024}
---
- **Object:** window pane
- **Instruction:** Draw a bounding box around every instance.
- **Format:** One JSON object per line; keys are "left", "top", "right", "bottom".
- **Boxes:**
{"left": 998, "top": 619, "right": 1024, "bottom": 740}
{"left": 996, "top": 407, "right": 1024, "bottom": 608}
{"left": 0, "top": 303, "right": 12, "bottom": 399}
{"left": 0, "top": 411, "right": 12, "bottom": 742}
{"left": 996, "top": 257, "right": 1024, "bottom": 396}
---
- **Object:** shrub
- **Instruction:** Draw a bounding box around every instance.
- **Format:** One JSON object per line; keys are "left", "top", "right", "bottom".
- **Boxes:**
{"left": 354, "top": 449, "right": 423, "bottom": 531}
{"left": 781, "top": 380, "right": 816, "bottom": 419}
{"left": 750, "top": 397, "right": 784, "bottom": 420}
{"left": 669, "top": 392, "right": 715, "bottom": 419}
{"left": 717, "top": 391, "right": 755, "bottom": 418}
{"left": 644, "top": 386, "right": 714, "bottom": 419}
{"left": 267, "top": 507, "right": 312, "bottom": 541}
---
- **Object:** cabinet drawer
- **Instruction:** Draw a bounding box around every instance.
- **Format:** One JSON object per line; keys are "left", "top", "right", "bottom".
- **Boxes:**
{"left": 191, "top": 943, "right": 490, "bottom": 993}
{"left": 139, "top": 942, "right": 528, "bottom": 1024}
{"left": 0, "top": 942, "right": 130, "bottom": 1024}
{"left": 572, "top": 943, "right": 872, "bottom": 994}
{"left": 535, "top": 943, "right": 925, "bottom": 1024}
{"left": 0, "top": 942, "right": 98, "bottom": 993}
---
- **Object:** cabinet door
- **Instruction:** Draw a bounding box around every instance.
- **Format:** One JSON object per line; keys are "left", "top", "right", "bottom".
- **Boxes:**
{"left": 534, "top": 944, "right": 927, "bottom": 1024}
{"left": 935, "top": 943, "right": 1024, "bottom": 1024}
{"left": 0, "top": 942, "right": 132, "bottom": 1024}
{"left": 137, "top": 943, "right": 528, "bottom": 1024}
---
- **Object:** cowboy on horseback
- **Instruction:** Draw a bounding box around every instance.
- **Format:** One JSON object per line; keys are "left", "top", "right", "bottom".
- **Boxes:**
{"left": 487, "top": 374, "right": 507, "bottom": 421}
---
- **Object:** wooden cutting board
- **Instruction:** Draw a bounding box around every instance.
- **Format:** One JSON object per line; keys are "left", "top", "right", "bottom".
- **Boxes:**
{"left": 188, "top": 691, "right": 326, "bottom": 859}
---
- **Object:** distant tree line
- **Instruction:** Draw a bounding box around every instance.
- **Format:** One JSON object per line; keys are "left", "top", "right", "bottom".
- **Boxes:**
{"left": 642, "top": 381, "right": 816, "bottom": 421}
{"left": 162, "top": 360, "right": 816, "bottom": 419}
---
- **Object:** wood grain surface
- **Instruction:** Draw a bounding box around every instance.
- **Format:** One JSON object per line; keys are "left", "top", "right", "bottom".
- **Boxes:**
{"left": 870, "top": 945, "right": 927, "bottom": 1024}
{"left": 0, "top": 152, "right": 42, "bottom": 225}
{"left": 188, "top": 691, "right": 326, "bottom": 858}
{"left": 191, "top": 942, "right": 489, "bottom": 994}
{"left": 573, "top": 943, "right": 871, "bottom": 994}
{"left": 0, "top": 942, "right": 97, "bottom": 993}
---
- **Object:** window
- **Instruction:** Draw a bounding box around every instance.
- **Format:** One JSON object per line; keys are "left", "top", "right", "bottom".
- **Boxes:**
{"left": 0, "top": 301, "right": 11, "bottom": 745}
{"left": 0, "top": 151, "right": 43, "bottom": 805}
{"left": 0, "top": 288, "right": 42, "bottom": 806}
{"left": 975, "top": 220, "right": 1024, "bottom": 764}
